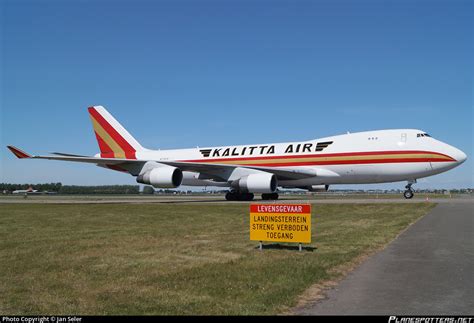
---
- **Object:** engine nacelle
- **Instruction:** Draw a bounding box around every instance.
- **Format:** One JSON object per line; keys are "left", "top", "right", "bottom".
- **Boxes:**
{"left": 306, "top": 185, "right": 329, "bottom": 192}
{"left": 136, "top": 166, "right": 183, "bottom": 188}
{"left": 235, "top": 173, "right": 277, "bottom": 193}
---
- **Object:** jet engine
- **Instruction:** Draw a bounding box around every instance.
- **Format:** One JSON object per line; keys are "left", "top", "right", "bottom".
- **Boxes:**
{"left": 234, "top": 173, "right": 277, "bottom": 193}
{"left": 136, "top": 166, "right": 183, "bottom": 188}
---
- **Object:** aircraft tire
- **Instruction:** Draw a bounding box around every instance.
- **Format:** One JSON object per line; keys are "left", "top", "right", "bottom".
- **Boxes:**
{"left": 262, "top": 193, "right": 279, "bottom": 200}
{"left": 226, "top": 192, "right": 254, "bottom": 201}
{"left": 403, "top": 190, "right": 414, "bottom": 199}
{"left": 237, "top": 192, "right": 254, "bottom": 201}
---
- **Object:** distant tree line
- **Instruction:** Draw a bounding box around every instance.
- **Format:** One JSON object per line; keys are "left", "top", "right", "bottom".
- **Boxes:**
{"left": 58, "top": 185, "right": 140, "bottom": 194}
{"left": 1, "top": 183, "right": 141, "bottom": 194}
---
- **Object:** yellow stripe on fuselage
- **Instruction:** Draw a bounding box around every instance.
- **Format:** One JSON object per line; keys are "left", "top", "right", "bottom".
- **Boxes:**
{"left": 197, "top": 153, "right": 451, "bottom": 165}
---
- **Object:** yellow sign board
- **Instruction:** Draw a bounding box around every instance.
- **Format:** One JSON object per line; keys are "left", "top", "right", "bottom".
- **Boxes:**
{"left": 250, "top": 204, "right": 311, "bottom": 243}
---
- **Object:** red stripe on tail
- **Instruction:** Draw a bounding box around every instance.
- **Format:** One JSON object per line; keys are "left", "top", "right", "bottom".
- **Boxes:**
{"left": 88, "top": 107, "right": 136, "bottom": 159}
{"left": 94, "top": 132, "right": 115, "bottom": 158}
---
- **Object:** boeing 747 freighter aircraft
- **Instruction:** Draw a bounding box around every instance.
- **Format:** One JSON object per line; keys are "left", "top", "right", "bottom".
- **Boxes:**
{"left": 8, "top": 106, "right": 467, "bottom": 201}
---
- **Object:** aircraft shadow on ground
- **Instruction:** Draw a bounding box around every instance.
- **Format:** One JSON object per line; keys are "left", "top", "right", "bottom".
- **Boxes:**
{"left": 158, "top": 198, "right": 300, "bottom": 204}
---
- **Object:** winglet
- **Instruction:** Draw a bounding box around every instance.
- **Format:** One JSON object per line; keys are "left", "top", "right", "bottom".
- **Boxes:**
{"left": 7, "top": 146, "right": 32, "bottom": 159}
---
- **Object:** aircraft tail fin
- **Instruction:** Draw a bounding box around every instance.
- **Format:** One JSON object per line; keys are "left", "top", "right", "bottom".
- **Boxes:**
{"left": 88, "top": 106, "right": 145, "bottom": 159}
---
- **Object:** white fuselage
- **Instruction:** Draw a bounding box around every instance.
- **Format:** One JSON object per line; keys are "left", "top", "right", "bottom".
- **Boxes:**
{"left": 11, "top": 105, "right": 466, "bottom": 197}
{"left": 130, "top": 129, "right": 466, "bottom": 189}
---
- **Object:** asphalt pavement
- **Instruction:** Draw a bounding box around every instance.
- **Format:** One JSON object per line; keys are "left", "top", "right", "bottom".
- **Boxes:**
{"left": 297, "top": 200, "right": 474, "bottom": 315}
{"left": 0, "top": 194, "right": 471, "bottom": 204}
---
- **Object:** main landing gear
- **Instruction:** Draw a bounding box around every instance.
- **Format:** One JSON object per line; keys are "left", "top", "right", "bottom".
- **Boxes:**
{"left": 403, "top": 181, "right": 415, "bottom": 199}
{"left": 261, "top": 193, "right": 279, "bottom": 200}
{"left": 224, "top": 191, "right": 279, "bottom": 201}
{"left": 225, "top": 191, "right": 254, "bottom": 201}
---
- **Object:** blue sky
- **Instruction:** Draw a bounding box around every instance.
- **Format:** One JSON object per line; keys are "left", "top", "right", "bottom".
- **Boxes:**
{"left": 1, "top": 0, "right": 472, "bottom": 189}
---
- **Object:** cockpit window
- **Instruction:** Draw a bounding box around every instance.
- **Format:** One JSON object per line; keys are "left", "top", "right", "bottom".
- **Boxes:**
{"left": 417, "top": 133, "right": 431, "bottom": 138}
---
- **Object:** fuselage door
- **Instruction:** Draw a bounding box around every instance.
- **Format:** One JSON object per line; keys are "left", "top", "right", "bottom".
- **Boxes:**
{"left": 397, "top": 132, "right": 408, "bottom": 147}
{"left": 401, "top": 133, "right": 407, "bottom": 143}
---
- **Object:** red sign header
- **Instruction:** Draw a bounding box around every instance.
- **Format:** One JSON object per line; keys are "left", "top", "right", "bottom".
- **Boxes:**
{"left": 250, "top": 204, "right": 311, "bottom": 214}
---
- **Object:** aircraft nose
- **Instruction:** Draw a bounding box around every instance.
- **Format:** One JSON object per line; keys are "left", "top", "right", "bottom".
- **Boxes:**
{"left": 451, "top": 147, "right": 467, "bottom": 164}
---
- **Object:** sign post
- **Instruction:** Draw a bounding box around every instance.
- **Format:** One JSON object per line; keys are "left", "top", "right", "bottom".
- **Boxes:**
{"left": 250, "top": 204, "right": 311, "bottom": 250}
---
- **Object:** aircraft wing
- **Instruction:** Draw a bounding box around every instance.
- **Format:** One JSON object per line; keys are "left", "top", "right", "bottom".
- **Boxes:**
{"left": 7, "top": 146, "right": 317, "bottom": 181}
{"left": 158, "top": 160, "right": 317, "bottom": 180}
{"left": 7, "top": 146, "right": 139, "bottom": 165}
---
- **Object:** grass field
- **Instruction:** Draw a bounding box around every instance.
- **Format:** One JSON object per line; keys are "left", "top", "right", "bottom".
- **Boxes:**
{"left": 0, "top": 202, "right": 435, "bottom": 315}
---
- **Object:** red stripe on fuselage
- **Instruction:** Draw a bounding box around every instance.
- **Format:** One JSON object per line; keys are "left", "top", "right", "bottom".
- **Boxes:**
{"left": 183, "top": 150, "right": 454, "bottom": 163}
{"left": 180, "top": 150, "right": 455, "bottom": 167}
{"left": 88, "top": 108, "right": 136, "bottom": 159}
{"left": 232, "top": 157, "right": 452, "bottom": 167}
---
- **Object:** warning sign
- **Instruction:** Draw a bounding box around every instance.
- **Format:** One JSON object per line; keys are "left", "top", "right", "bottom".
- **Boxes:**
{"left": 250, "top": 204, "right": 311, "bottom": 243}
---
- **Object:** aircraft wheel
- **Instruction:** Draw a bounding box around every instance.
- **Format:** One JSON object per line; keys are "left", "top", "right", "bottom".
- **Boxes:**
{"left": 225, "top": 192, "right": 236, "bottom": 201}
{"left": 403, "top": 190, "right": 414, "bottom": 199}
{"left": 226, "top": 192, "right": 253, "bottom": 201}
{"left": 262, "top": 193, "right": 279, "bottom": 200}
{"left": 238, "top": 193, "right": 254, "bottom": 201}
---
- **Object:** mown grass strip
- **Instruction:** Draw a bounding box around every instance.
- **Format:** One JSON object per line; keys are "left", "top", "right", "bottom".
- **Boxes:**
{"left": 0, "top": 203, "right": 434, "bottom": 314}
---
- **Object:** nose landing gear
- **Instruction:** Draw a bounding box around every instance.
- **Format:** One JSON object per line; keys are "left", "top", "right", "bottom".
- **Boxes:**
{"left": 403, "top": 181, "right": 416, "bottom": 199}
{"left": 403, "top": 188, "right": 414, "bottom": 199}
